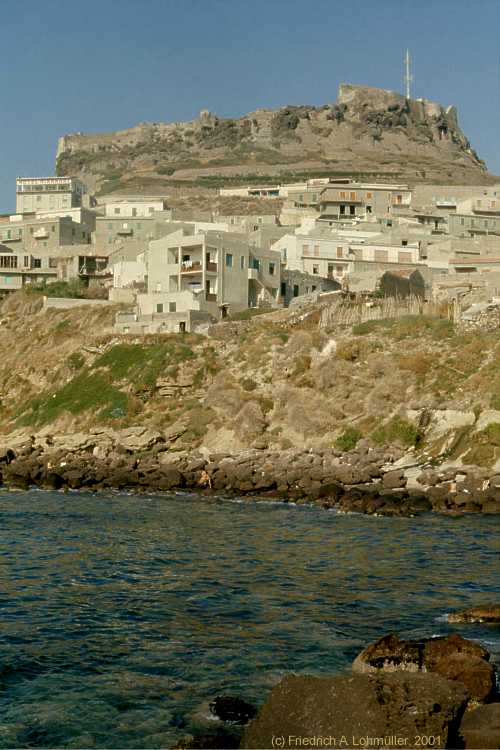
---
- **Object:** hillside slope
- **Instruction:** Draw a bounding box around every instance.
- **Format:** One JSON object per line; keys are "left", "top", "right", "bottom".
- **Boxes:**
{"left": 55, "top": 84, "right": 491, "bottom": 194}
{"left": 1, "top": 293, "right": 499, "bottom": 471}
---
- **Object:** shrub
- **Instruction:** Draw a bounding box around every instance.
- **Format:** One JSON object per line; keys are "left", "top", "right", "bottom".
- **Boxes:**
{"left": 241, "top": 377, "right": 258, "bottom": 392}
{"left": 371, "top": 417, "right": 420, "bottom": 447}
{"left": 66, "top": 352, "right": 85, "bottom": 371}
{"left": 335, "top": 427, "right": 362, "bottom": 452}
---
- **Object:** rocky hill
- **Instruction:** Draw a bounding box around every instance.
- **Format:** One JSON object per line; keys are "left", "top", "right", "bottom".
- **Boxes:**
{"left": 55, "top": 84, "right": 492, "bottom": 195}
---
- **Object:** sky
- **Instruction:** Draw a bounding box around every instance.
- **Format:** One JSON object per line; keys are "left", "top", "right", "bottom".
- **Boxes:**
{"left": 1, "top": 0, "right": 500, "bottom": 212}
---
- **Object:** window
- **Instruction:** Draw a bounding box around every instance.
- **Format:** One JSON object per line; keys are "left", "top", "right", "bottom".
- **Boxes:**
{"left": 366, "top": 192, "right": 372, "bottom": 199}
{"left": 156, "top": 303, "right": 164, "bottom": 313}
{"left": 350, "top": 192, "right": 356, "bottom": 200}
{"left": 312, "top": 285, "right": 316, "bottom": 292}
{"left": 314, "top": 245, "right": 320, "bottom": 256}
{"left": 328, "top": 263, "right": 334, "bottom": 277}
{"left": 398, "top": 252, "right": 412, "bottom": 263}
{"left": 366, "top": 205, "right": 372, "bottom": 214}
{"left": 293, "top": 285, "right": 299, "bottom": 297}
{"left": 33, "top": 258, "right": 42, "bottom": 268}
{"left": 302, "top": 244, "right": 309, "bottom": 255}
{"left": 107, "top": 223, "right": 113, "bottom": 230}
{"left": 240, "top": 256, "right": 245, "bottom": 269}
{"left": 269, "top": 261, "right": 275, "bottom": 275}
{"left": 350, "top": 206, "right": 355, "bottom": 216}
{"left": 402, "top": 240, "right": 408, "bottom": 247}
{"left": 169, "top": 302, "right": 176, "bottom": 312}
{"left": 114, "top": 208, "right": 120, "bottom": 215}
{"left": 460, "top": 218, "right": 465, "bottom": 226}
{"left": 312, "top": 264, "right": 319, "bottom": 274}
{"left": 49, "top": 258, "right": 58, "bottom": 268}
{"left": 226, "top": 253, "right": 233, "bottom": 268}
{"left": 337, "top": 247, "right": 343, "bottom": 258}
{"left": 340, "top": 205, "right": 345, "bottom": 215}
{"left": 24, "top": 256, "right": 29, "bottom": 267}
{"left": 51, "top": 225, "right": 55, "bottom": 232}
{"left": 280, "top": 281, "right": 286, "bottom": 296}
{"left": 374, "top": 250, "right": 388, "bottom": 263}
{"left": 252, "top": 258, "right": 260, "bottom": 270}
{"left": 132, "top": 208, "right": 137, "bottom": 217}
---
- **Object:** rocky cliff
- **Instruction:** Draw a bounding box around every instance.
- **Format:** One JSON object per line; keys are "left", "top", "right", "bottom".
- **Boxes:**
{"left": 55, "top": 84, "right": 491, "bottom": 194}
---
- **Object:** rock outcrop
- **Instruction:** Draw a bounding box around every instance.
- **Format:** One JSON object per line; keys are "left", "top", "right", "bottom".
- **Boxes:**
{"left": 242, "top": 672, "right": 468, "bottom": 749}
{"left": 55, "top": 84, "right": 490, "bottom": 193}
{"left": 448, "top": 605, "right": 500, "bottom": 625}
{"left": 352, "top": 634, "right": 496, "bottom": 704}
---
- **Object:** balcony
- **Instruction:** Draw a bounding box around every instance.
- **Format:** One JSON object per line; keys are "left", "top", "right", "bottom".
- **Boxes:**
{"left": 206, "top": 261, "right": 218, "bottom": 273}
{"left": 117, "top": 226, "right": 133, "bottom": 235}
{"left": 248, "top": 268, "right": 259, "bottom": 281}
{"left": 181, "top": 261, "right": 202, "bottom": 273}
{"left": 206, "top": 293, "right": 217, "bottom": 302}
{"left": 33, "top": 229, "right": 49, "bottom": 239}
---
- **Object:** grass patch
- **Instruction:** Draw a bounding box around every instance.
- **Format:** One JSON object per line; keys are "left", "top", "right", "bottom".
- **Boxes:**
{"left": 18, "top": 371, "right": 129, "bottom": 426}
{"left": 94, "top": 342, "right": 194, "bottom": 388}
{"left": 372, "top": 416, "right": 420, "bottom": 447}
{"left": 335, "top": 427, "right": 362, "bottom": 452}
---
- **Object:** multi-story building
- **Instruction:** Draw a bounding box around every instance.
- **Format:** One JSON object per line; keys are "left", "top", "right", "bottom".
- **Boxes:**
{"left": 0, "top": 215, "right": 90, "bottom": 254}
{"left": 318, "top": 183, "right": 412, "bottom": 222}
{"left": 272, "top": 231, "right": 422, "bottom": 283}
{"left": 93, "top": 213, "right": 175, "bottom": 250}
{"left": 138, "top": 229, "right": 281, "bottom": 319}
{"left": 16, "top": 177, "right": 87, "bottom": 214}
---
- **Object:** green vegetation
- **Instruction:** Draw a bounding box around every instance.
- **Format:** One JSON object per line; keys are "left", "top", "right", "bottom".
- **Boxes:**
{"left": 335, "top": 427, "right": 362, "bottom": 452}
{"left": 18, "top": 341, "right": 195, "bottom": 427}
{"left": 26, "top": 280, "right": 87, "bottom": 298}
{"left": 94, "top": 342, "right": 193, "bottom": 388}
{"left": 371, "top": 416, "right": 421, "bottom": 447}
{"left": 229, "top": 307, "right": 276, "bottom": 321}
{"left": 18, "top": 372, "right": 128, "bottom": 426}
{"left": 66, "top": 352, "right": 85, "bottom": 371}
{"left": 352, "top": 315, "right": 454, "bottom": 340}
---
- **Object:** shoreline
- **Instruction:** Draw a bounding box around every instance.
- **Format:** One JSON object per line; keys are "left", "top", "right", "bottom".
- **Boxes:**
{"left": 1, "top": 431, "right": 499, "bottom": 516}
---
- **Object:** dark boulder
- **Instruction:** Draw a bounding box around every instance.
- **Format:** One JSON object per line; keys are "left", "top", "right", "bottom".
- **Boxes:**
{"left": 242, "top": 672, "right": 468, "bottom": 749}
{"left": 459, "top": 702, "right": 500, "bottom": 749}
{"left": 353, "top": 633, "right": 495, "bottom": 703}
{"left": 208, "top": 696, "right": 257, "bottom": 725}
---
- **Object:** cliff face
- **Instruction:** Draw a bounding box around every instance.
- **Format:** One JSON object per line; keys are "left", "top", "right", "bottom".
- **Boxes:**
{"left": 55, "top": 84, "right": 490, "bottom": 193}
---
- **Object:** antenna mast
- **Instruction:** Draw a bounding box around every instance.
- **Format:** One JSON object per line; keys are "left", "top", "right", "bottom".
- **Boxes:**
{"left": 404, "top": 49, "right": 413, "bottom": 100}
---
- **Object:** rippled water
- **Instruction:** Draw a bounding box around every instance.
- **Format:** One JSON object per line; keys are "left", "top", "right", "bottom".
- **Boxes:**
{"left": 0, "top": 490, "right": 498, "bottom": 748}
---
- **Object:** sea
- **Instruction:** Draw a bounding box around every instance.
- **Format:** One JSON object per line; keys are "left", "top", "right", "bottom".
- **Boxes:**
{"left": 0, "top": 490, "right": 498, "bottom": 748}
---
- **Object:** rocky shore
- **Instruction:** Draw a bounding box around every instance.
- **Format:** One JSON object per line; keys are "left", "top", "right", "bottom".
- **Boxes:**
{"left": 175, "top": 610, "right": 500, "bottom": 749}
{"left": 1, "top": 426, "right": 499, "bottom": 516}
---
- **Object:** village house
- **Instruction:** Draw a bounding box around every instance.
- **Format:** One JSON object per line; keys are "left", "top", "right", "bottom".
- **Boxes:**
{"left": 114, "top": 228, "right": 282, "bottom": 333}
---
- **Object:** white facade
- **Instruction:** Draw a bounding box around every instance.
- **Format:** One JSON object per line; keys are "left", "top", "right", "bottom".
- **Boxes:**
{"left": 104, "top": 200, "right": 167, "bottom": 217}
{"left": 112, "top": 260, "right": 147, "bottom": 288}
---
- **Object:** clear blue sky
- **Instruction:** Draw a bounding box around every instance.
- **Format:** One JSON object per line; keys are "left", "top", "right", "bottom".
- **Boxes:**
{"left": 1, "top": 0, "right": 499, "bottom": 212}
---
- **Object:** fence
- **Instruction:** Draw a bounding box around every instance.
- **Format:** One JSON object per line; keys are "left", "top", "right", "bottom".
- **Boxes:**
{"left": 319, "top": 295, "right": 454, "bottom": 330}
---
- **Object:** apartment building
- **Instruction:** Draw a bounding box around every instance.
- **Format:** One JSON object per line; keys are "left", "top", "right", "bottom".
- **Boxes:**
{"left": 16, "top": 177, "right": 87, "bottom": 213}
{"left": 272, "top": 231, "right": 422, "bottom": 283}
{"left": 318, "top": 183, "right": 412, "bottom": 222}
{"left": 93, "top": 212, "right": 176, "bottom": 249}
{"left": 138, "top": 229, "right": 281, "bottom": 318}
{"left": 0, "top": 214, "right": 91, "bottom": 253}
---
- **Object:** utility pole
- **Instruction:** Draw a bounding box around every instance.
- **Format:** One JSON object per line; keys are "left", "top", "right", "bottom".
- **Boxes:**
{"left": 404, "top": 49, "right": 413, "bottom": 100}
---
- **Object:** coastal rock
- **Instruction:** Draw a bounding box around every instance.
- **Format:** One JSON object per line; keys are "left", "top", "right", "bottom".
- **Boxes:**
{"left": 448, "top": 604, "right": 500, "bottom": 624}
{"left": 459, "top": 703, "right": 500, "bottom": 749}
{"left": 116, "top": 427, "right": 165, "bottom": 452}
{"left": 208, "top": 696, "right": 257, "bottom": 725}
{"left": 352, "top": 633, "right": 494, "bottom": 703}
{"left": 242, "top": 673, "right": 468, "bottom": 749}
